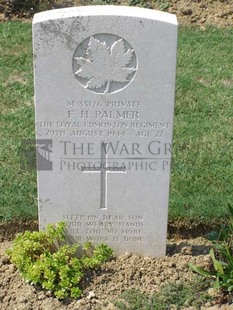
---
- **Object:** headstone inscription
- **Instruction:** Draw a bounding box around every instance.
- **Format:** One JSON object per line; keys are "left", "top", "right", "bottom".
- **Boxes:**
{"left": 33, "top": 6, "right": 178, "bottom": 257}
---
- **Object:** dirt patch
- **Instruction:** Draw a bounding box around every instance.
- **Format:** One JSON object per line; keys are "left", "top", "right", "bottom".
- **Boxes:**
{"left": 0, "top": 0, "right": 233, "bottom": 27}
{"left": 0, "top": 220, "right": 38, "bottom": 242}
{"left": 0, "top": 221, "right": 232, "bottom": 309}
{"left": 1, "top": 237, "right": 231, "bottom": 310}
{"left": 167, "top": 0, "right": 233, "bottom": 27}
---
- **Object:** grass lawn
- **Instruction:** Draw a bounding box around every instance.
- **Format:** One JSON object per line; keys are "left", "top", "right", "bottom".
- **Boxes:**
{"left": 0, "top": 22, "right": 232, "bottom": 222}
{"left": 0, "top": 22, "right": 36, "bottom": 220}
{"left": 171, "top": 26, "right": 233, "bottom": 220}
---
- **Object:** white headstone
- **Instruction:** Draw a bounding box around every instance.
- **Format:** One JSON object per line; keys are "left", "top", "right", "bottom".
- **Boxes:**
{"left": 33, "top": 6, "right": 178, "bottom": 257}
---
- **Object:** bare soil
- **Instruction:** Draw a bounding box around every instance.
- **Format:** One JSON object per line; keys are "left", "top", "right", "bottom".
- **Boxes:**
{"left": 0, "top": 237, "right": 230, "bottom": 310}
{"left": 0, "top": 222, "right": 233, "bottom": 309}
{"left": 0, "top": 0, "right": 233, "bottom": 27}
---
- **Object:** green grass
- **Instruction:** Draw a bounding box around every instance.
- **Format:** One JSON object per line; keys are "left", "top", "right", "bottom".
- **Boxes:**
{"left": 0, "top": 22, "right": 232, "bottom": 221}
{"left": 0, "top": 22, "right": 36, "bottom": 220}
{"left": 170, "top": 26, "right": 233, "bottom": 220}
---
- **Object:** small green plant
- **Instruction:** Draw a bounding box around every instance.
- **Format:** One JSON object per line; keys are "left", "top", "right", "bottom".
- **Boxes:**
{"left": 88, "top": 0, "right": 120, "bottom": 4}
{"left": 128, "top": 0, "right": 142, "bottom": 5}
{"left": 114, "top": 278, "right": 211, "bottom": 309}
{"left": 128, "top": 0, "right": 151, "bottom": 8}
{"left": 158, "top": 0, "right": 170, "bottom": 11}
{"left": 114, "top": 289, "right": 155, "bottom": 309}
{"left": 6, "top": 222, "right": 113, "bottom": 299}
{"left": 189, "top": 204, "right": 233, "bottom": 293}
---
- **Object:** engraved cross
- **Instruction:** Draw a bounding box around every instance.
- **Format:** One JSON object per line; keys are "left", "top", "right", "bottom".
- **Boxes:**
{"left": 81, "top": 142, "right": 126, "bottom": 210}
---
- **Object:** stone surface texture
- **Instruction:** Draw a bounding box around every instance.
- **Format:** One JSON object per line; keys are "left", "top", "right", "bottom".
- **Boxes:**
{"left": 33, "top": 6, "right": 178, "bottom": 256}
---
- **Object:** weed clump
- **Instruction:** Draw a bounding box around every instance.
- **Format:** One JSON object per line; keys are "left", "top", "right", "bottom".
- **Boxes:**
{"left": 6, "top": 222, "right": 113, "bottom": 299}
{"left": 190, "top": 204, "right": 233, "bottom": 296}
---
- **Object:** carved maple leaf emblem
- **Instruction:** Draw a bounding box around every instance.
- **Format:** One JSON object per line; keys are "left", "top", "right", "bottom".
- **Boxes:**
{"left": 74, "top": 37, "right": 136, "bottom": 94}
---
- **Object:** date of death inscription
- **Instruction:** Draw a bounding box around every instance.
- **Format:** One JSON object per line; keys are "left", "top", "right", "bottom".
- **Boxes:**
{"left": 36, "top": 99, "right": 171, "bottom": 138}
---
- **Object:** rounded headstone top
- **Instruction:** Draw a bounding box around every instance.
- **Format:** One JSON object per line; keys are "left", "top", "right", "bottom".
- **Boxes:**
{"left": 33, "top": 6, "right": 178, "bottom": 26}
